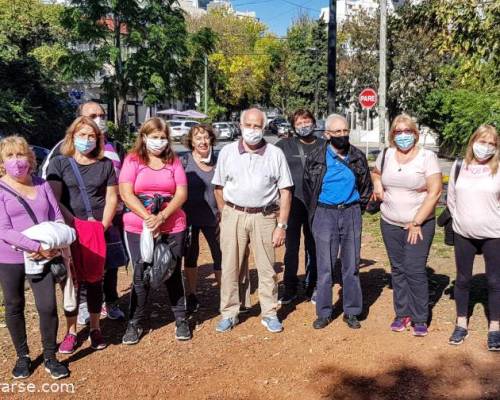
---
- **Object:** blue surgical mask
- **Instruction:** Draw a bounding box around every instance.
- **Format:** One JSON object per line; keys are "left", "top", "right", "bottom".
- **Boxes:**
{"left": 394, "top": 133, "right": 415, "bottom": 151}
{"left": 74, "top": 137, "right": 97, "bottom": 154}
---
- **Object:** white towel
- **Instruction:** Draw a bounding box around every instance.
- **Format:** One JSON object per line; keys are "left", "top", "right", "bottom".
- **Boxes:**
{"left": 22, "top": 221, "right": 76, "bottom": 275}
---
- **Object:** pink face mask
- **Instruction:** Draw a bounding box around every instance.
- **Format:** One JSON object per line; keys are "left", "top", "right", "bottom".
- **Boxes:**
{"left": 4, "top": 158, "right": 30, "bottom": 179}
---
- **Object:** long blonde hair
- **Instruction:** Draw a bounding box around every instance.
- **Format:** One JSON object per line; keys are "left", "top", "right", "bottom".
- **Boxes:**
{"left": 464, "top": 124, "right": 499, "bottom": 175}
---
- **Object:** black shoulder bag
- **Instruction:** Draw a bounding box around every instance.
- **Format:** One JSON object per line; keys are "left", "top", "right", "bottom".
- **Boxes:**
{"left": 0, "top": 182, "right": 67, "bottom": 282}
{"left": 365, "top": 148, "right": 388, "bottom": 214}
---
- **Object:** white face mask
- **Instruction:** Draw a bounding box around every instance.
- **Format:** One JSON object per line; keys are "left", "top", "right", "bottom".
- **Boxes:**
{"left": 146, "top": 137, "right": 168, "bottom": 155}
{"left": 93, "top": 117, "right": 108, "bottom": 134}
{"left": 242, "top": 128, "right": 263, "bottom": 146}
{"left": 473, "top": 142, "right": 496, "bottom": 162}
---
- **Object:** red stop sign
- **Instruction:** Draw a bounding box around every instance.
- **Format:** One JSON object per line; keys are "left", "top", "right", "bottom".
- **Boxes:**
{"left": 359, "top": 88, "right": 378, "bottom": 109}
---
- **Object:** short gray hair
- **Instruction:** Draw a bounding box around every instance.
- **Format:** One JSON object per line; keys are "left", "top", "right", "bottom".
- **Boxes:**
{"left": 240, "top": 108, "right": 267, "bottom": 129}
{"left": 325, "top": 113, "right": 348, "bottom": 131}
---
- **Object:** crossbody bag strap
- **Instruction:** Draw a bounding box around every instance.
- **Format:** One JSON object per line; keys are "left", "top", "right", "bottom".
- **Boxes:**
{"left": 296, "top": 139, "right": 306, "bottom": 169}
{"left": 67, "top": 157, "right": 95, "bottom": 221}
{"left": 0, "top": 182, "right": 39, "bottom": 224}
{"left": 380, "top": 147, "right": 388, "bottom": 175}
{"left": 454, "top": 158, "right": 463, "bottom": 184}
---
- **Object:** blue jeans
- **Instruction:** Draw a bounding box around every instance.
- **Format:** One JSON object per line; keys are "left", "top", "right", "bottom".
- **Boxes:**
{"left": 312, "top": 204, "right": 363, "bottom": 318}
{"left": 283, "top": 199, "right": 317, "bottom": 294}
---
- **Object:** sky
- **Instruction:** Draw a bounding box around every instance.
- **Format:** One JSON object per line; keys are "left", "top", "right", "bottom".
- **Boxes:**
{"left": 231, "top": 0, "right": 329, "bottom": 36}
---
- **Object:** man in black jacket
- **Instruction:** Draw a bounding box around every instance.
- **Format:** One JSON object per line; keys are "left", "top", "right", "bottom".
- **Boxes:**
{"left": 304, "top": 114, "right": 372, "bottom": 330}
{"left": 276, "top": 109, "right": 323, "bottom": 304}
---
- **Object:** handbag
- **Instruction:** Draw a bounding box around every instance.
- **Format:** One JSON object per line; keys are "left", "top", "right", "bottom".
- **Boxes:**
{"left": 144, "top": 235, "right": 177, "bottom": 290}
{"left": 366, "top": 147, "right": 388, "bottom": 214}
{"left": 68, "top": 157, "right": 126, "bottom": 268}
{"left": 436, "top": 158, "right": 463, "bottom": 246}
{"left": 0, "top": 182, "right": 68, "bottom": 280}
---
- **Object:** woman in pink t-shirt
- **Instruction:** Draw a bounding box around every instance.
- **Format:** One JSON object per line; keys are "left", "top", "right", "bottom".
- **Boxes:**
{"left": 119, "top": 117, "right": 191, "bottom": 344}
{"left": 372, "top": 114, "right": 442, "bottom": 337}
{"left": 447, "top": 125, "right": 500, "bottom": 350}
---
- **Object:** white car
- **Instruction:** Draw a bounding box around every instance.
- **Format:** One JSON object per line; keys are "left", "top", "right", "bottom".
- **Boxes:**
{"left": 213, "top": 122, "right": 234, "bottom": 141}
{"left": 168, "top": 120, "right": 200, "bottom": 141}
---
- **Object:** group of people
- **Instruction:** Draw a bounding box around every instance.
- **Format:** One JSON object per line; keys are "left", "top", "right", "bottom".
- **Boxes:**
{"left": 0, "top": 100, "right": 498, "bottom": 381}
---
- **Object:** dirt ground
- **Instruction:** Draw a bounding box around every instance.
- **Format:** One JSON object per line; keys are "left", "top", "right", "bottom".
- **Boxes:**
{"left": 1, "top": 214, "right": 499, "bottom": 400}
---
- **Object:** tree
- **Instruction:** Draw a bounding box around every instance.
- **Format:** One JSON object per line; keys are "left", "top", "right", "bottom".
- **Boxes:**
{"left": 0, "top": 0, "right": 73, "bottom": 146}
{"left": 61, "top": 0, "right": 216, "bottom": 129}
{"left": 188, "top": 6, "right": 282, "bottom": 115}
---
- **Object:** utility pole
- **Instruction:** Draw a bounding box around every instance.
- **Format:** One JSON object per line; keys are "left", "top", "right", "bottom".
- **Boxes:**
{"left": 327, "top": 0, "right": 337, "bottom": 114}
{"left": 378, "top": 0, "right": 387, "bottom": 149}
{"left": 204, "top": 54, "right": 208, "bottom": 115}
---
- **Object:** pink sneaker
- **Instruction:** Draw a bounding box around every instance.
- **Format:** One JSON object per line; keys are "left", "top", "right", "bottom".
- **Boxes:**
{"left": 100, "top": 304, "right": 108, "bottom": 318}
{"left": 390, "top": 316, "right": 412, "bottom": 332}
{"left": 89, "top": 329, "right": 107, "bottom": 350}
{"left": 58, "top": 333, "right": 77, "bottom": 354}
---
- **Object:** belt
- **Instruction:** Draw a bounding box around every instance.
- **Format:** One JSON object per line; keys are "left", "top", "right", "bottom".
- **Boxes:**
{"left": 226, "top": 201, "right": 278, "bottom": 215}
{"left": 317, "top": 201, "right": 359, "bottom": 210}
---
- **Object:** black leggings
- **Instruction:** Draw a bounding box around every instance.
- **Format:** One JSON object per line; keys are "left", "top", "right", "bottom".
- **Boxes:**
{"left": 184, "top": 226, "right": 222, "bottom": 271}
{"left": 64, "top": 281, "right": 103, "bottom": 317}
{"left": 0, "top": 263, "right": 58, "bottom": 360}
{"left": 124, "top": 231, "right": 186, "bottom": 325}
{"left": 454, "top": 234, "right": 500, "bottom": 321}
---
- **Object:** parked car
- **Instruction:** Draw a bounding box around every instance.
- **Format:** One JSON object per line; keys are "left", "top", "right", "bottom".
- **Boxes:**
{"left": 267, "top": 117, "right": 288, "bottom": 136}
{"left": 213, "top": 122, "right": 234, "bottom": 141}
{"left": 168, "top": 119, "right": 200, "bottom": 141}
{"left": 229, "top": 122, "right": 241, "bottom": 138}
{"left": 31, "top": 145, "right": 50, "bottom": 167}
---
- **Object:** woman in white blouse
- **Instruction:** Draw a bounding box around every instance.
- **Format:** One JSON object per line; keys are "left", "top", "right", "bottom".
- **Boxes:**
{"left": 447, "top": 124, "right": 500, "bottom": 350}
{"left": 372, "top": 114, "right": 442, "bottom": 337}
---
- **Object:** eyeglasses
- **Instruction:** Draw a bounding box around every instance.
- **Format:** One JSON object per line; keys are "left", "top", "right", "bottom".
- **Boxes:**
{"left": 326, "top": 129, "right": 350, "bottom": 136}
{"left": 88, "top": 113, "right": 106, "bottom": 119}
{"left": 394, "top": 129, "right": 414, "bottom": 135}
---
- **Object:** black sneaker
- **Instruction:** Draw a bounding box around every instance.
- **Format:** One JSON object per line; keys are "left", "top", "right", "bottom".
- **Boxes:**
{"left": 186, "top": 294, "right": 200, "bottom": 314}
{"left": 278, "top": 293, "right": 297, "bottom": 305}
{"left": 44, "top": 358, "right": 69, "bottom": 380}
{"left": 122, "top": 323, "right": 144, "bottom": 345}
{"left": 313, "top": 317, "right": 332, "bottom": 330}
{"left": 175, "top": 319, "right": 192, "bottom": 341}
{"left": 449, "top": 326, "right": 468, "bottom": 345}
{"left": 487, "top": 331, "right": 500, "bottom": 351}
{"left": 12, "top": 356, "right": 31, "bottom": 379}
{"left": 343, "top": 314, "right": 361, "bottom": 329}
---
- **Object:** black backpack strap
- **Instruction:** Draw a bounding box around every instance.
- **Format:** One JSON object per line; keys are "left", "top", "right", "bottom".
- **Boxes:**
{"left": 380, "top": 147, "right": 388, "bottom": 174}
{"left": 0, "top": 183, "right": 39, "bottom": 224}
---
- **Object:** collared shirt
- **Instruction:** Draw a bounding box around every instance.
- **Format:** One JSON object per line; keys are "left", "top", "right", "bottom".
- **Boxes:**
{"left": 212, "top": 139, "right": 293, "bottom": 208}
{"left": 318, "top": 146, "right": 360, "bottom": 205}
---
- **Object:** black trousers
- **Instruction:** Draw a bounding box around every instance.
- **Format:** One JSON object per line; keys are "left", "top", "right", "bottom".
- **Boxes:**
{"left": 454, "top": 234, "right": 500, "bottom": 321}
{"left": 184, "top": 225, "right": 222, "bottom": 271}
{"left": 283, "top": 199, "right": 317, "bottom": 294}
{"left": 0, "top": 263, "right": 58, "bottom": 360}
{"left": 381, "top": 218, "right": 435, "bottom": 324}
{"left": 65, "top": 280, "right": 103, "bottom": 317}
{"left": 124, "top": 231, "right": 186, "bottom": 325}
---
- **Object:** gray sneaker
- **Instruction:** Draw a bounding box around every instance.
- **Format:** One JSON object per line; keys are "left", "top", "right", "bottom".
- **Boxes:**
{"left": 122, "top": 323, "right": 143, "bottom": 345}
{"left": 77, "top": 302, "right": 90, "bottom": 326}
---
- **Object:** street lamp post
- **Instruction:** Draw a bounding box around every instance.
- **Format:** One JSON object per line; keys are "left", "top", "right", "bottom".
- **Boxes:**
{"left": 327, "top": 0, "right": 337, "bottom": 113}
{"left": 307, "top": 47, "right": 320, "bottom": 118}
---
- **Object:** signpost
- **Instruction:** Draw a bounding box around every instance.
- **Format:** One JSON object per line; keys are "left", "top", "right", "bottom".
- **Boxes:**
{"left": 359, "top": 88, "right": 378, "bottom": 154}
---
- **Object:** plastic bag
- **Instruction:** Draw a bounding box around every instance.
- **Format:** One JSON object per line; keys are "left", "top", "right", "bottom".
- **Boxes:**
{"left": 61, "top": 248, "right": 77, "bottom": 312}
{"left": 140, "top": 222, "right": 154, "bottom": 264}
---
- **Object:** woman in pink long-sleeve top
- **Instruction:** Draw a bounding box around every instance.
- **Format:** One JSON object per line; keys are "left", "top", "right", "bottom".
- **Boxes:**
{"left": 0, "top": 136, "right": 69, "bottom": 380}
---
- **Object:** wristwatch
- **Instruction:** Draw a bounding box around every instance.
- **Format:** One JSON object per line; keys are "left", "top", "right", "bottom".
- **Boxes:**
{"left": 277, "top": 222, "right": 288, "bottom": 230}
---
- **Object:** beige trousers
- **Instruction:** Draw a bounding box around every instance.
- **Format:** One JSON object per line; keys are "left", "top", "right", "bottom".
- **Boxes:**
{"left": 219, "top": 206, "right": 278, "bottom": 319}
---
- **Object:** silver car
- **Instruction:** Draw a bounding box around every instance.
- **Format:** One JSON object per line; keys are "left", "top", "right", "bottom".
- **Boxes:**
{"left": 213, "top": 122, "right": 234, "bottom": 141}
{"left": 168, "top": 120, "right": 200, "bottom": 141}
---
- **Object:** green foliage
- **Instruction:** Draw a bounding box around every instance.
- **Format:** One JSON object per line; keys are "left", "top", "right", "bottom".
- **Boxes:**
{"left": 0, "top": 0, "right": 73, "bottom": 146}
{"left": 420, "top": 89, "right": 500, "bottom": 156}
{"left": 61, "top": 0, "right": 217, "bottom": 127}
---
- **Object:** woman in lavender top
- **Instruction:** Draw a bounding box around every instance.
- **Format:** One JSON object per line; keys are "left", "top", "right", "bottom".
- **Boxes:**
{"left": 0, "top": 136, "right": 69, "bottom": 380}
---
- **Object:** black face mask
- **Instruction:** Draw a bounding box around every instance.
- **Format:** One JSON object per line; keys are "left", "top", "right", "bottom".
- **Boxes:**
{"left": 329, "top": 135, "right": 350, "bottom": 152}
